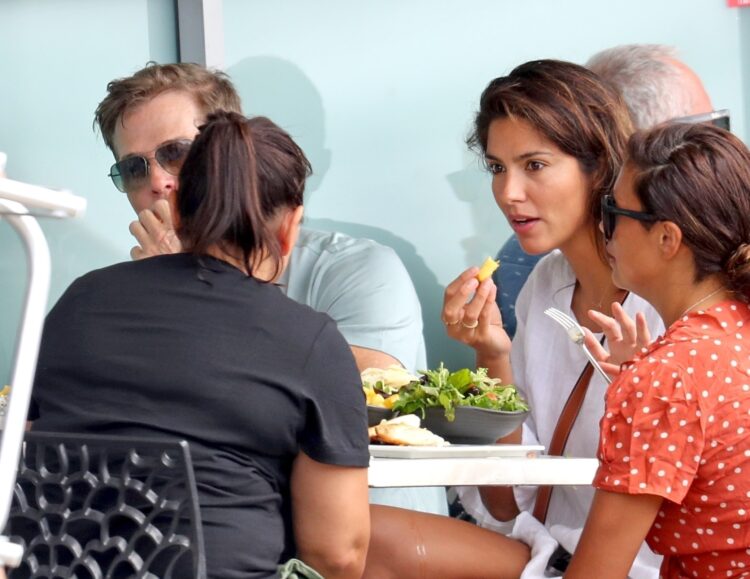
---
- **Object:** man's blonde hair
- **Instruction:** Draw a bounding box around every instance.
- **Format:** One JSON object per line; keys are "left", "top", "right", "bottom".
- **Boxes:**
{"left": 94, "top": 62, "right": 242, "bottom": 153}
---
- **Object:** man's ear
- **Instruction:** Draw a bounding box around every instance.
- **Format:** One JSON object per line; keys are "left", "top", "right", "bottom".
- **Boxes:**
{"left": 278, "top": 205, "right": 304, "bottom": 256}
{"left": 657, "top": 221, "right": 683, "bottom": 260}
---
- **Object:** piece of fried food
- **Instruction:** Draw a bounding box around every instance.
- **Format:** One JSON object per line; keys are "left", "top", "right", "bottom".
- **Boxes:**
{"left": 371, "top": 415, "right": 449, "bottom": 446}
{"left": 375, "top": 422, "right": 448, "bottom": 446}
{"left": 476, "top": 257, "right": 500, "bottom": 282}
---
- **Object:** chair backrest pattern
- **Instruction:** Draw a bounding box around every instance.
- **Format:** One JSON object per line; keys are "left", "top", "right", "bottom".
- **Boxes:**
{"left": 4, "top": 432, "right": 206, "bottom": 579}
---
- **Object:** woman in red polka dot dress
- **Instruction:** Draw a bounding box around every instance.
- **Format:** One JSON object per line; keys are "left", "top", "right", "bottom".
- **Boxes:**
{"left": 565, "top": 122, "right": 750, "bottom": 578}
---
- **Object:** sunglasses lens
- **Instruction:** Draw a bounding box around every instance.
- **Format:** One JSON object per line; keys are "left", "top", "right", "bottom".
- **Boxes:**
{"left": 155, "top": 140, "right": 192, "bottom": 175}
{"left": 108, "top": 166, "right": 126, "bottom": 192}
{"left": 110, "top": 156, "right": 149, "bottom": 192}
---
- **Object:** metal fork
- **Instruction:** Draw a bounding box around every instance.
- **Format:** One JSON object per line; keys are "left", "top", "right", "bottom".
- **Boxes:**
{"left": 543, "top": 307, "right": 612, "bottom": 384}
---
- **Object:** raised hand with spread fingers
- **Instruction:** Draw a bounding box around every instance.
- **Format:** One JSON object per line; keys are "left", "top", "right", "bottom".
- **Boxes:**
{"left": 583, "top": 301, "right": 653, "bottom": 379}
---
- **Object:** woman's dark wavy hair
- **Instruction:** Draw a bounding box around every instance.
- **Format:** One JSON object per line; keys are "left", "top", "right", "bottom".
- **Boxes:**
{"left": 627, "top": 122, "right": 750, "bottom": 298}
{"left": 468, "top": 59, "right": 633, "bottom": 258}
{"left": 176, "top": 111, "right": 311, "bottom": 279}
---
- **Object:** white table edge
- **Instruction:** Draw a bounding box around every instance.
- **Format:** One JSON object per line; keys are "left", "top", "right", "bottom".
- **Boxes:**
{"left": 368, "top": 456, "right": 599, "bottom": 487}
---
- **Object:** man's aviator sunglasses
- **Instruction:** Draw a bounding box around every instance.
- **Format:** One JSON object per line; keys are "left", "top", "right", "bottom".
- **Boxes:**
{"left": 600, "top": 194, "right": 660, "bottom": 242}
{"left": 108, "top": 139, "right": 193, "bottom": 193}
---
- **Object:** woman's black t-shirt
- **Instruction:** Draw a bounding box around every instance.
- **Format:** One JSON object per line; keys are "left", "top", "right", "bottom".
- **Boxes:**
{"left": 30, "top": 254, "right": 370, "bottom": 578}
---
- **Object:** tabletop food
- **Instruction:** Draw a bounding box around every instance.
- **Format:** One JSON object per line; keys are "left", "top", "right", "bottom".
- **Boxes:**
{"left": 476, "top": 256, "right": 500, "bottom": 282}
{"left": 369, "top": 414, "right": 449, "bottom": 447}
{"left": 363, "top": 365, "right": 529, "bottom": 444}
{"left": 362, "top": 365, "right": 419, "bottom": 409}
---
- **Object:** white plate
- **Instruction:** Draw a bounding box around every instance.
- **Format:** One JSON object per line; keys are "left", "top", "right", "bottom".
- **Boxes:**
{"left": 368, "top": 444, "right": 544, "bottom": 459}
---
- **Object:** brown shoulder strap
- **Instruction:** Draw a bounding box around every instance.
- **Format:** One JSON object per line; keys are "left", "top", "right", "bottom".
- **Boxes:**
{"left": 532, "top": 362, "right": 594, "bottom": 523}
{"left": 532, "top": 293, "right": 628, "bottom": 524}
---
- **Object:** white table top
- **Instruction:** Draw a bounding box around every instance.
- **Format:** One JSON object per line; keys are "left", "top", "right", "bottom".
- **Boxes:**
{"left": 368, "top": 454, "right": 599, "bottom": 487}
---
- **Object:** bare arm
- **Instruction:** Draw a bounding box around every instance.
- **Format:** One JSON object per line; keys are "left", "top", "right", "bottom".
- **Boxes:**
{"left": 443, "top": 268, "right": 513, "bottom": 384}
{"left": 350, "top": 346, "right": 402, "bottom": 373}
{"left": 445, "top": 269, "right": 517, "bottom": 520}
{"left": 291, "top": 451, "right": 370, "bottom": 578}
{"left": 565, "top": 489, "right": 662, "bottom": 579}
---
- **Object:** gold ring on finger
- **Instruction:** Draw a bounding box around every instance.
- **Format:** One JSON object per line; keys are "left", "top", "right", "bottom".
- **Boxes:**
{"left": 461, "top": 319, "right": 479, "bottom": 329}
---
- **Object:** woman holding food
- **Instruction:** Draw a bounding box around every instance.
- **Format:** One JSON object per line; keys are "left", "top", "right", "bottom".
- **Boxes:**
{"left": 564, "top": 122, "right": 750, "bottom": 577}
{"left": 364, "top": 60, "right": 663, "bottom": 578}
{"left": 30, "top": 112, "right": 370, "bottom": 579}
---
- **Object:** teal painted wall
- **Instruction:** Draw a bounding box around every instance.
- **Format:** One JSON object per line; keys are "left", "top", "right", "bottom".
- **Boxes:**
{"left": 0, "top": 0, "right": 747, "bottom": 381}
{"left": 0, "top": 0, "right": 177, "bottom": 383}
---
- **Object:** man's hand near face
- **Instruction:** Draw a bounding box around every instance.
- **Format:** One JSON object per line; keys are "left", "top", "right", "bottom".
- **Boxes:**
{"left": 129, "top": 198, "right": 183, "bottom": 260}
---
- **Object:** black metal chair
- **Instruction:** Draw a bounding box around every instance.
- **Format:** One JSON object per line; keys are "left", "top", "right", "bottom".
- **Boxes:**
{"left": 3, "top": 432, "right": 206, "bottom": 579}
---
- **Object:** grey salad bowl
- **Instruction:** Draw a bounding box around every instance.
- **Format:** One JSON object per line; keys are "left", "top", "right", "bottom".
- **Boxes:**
{"left": 419, "top": 405, "right": 530, "bottom": 445}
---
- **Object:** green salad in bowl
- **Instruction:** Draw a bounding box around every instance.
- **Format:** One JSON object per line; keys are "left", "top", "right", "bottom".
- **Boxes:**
{"left": 392, "top": 363, "right": 528, "bottom": 420}
{"left": 390, "top": 364, "right": 530, "bottom": 444}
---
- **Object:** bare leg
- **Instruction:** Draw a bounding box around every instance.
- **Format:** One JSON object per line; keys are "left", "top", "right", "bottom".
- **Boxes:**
{"left": 363, "top": 505, "right": 529, "bottom": 579}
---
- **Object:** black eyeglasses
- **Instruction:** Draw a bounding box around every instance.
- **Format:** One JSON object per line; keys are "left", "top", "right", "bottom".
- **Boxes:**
{"left": 673, "top": 109, "right": 731, "bottom": 132}
{"left": 108, "top": 139, "right": 193, "bottom": 193}
{"left": 600, "top": 194, "right": 660, "bottom": 242}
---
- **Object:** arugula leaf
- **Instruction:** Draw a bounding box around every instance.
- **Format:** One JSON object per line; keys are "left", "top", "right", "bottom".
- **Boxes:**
{"left": 448, "top": 368, "right": 473, "bottom": 393}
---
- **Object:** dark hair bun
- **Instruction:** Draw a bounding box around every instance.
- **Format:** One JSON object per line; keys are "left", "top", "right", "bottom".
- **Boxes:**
{"left": 727, "top": 243, "right": 750, "bottom": 293}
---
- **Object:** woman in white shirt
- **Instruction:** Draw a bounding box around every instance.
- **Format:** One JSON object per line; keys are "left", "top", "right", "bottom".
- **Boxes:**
{"left": 364, "top": 59, "right": 662, "bottom": 578}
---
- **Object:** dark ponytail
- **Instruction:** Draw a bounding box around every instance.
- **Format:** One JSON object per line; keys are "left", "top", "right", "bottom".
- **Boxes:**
{"left": 176, "top": 111, "right": 311, "bottom": 279}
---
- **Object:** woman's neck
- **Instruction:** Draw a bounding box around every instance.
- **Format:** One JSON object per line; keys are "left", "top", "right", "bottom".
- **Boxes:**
{"left": 205, "top": 245, "right": 281, "bottom": 282}
{"left": 561, "top": 228, "right": 625, "bottom": 330}
{"left": 648, "top": 275, "right": 730, "bottom": 328}
{"left": 205, "top": 246, "right": 248, "bottom": 273}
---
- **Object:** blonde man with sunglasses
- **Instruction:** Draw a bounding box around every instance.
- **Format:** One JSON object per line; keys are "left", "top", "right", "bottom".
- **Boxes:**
{"left": 95, "top": 63, "right": 241, "bottom": 258}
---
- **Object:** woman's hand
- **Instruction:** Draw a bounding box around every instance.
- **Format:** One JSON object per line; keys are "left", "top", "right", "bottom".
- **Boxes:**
{"left": 584, "top": 302, "right": 652, "bottom": 377}
{"left": 442, "top": 268, "right": 511, "bottom": 360}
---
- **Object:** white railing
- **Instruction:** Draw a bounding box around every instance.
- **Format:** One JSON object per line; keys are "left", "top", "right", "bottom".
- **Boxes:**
{"left": 0, "top": 172, "right": 86, "bottom": 569}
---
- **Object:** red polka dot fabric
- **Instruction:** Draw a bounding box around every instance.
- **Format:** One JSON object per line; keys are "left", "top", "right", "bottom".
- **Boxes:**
{"left": 594, "top": 299, "right": 750, "bottom": 578}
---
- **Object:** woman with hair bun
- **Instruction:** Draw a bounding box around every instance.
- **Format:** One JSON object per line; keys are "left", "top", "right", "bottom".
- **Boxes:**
{"left": 566, "top": 122, "right": 750, "bottom": 577}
